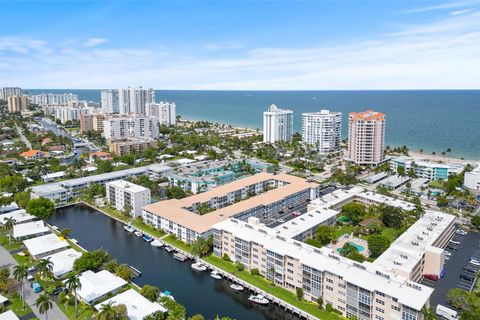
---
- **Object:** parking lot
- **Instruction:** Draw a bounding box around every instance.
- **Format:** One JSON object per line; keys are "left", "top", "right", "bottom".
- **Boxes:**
{"left": 423, "top": 229, "right": 480, "bottom": 308}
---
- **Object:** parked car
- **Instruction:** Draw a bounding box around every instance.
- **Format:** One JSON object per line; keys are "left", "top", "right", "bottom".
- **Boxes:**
{"left": 447, "top": 245, "right": 458, "bottom": 251}
{"left": 444, "top": 251, "right": 452, "bottom": 256}
{"left": 459, "top": 273, "right": 475, "bottom": 282}
{"left": 456, "top": 229, "right": 467, "bottom": 235}
{"left": 470, "top": 260, "right": 480, "bottom": 266}
{"left": 463, "top": 267, "right": 477, "bottom": 274}
{"left": 53, "top": 287, "right": 66, "bottom": 295}
{"left": 28, "top": 266, "right": 37, "bottom": 273}
{"left": 424, "top": 274, "right": 439, "bottom": 281}
{"left": 32, "top": 282, "right": 42, "bottom": 293}
{"left": 450, "top": 240, "right": 460, "bottom": 245}
{"left": 277, "top": 218, "right": 285, "bottom": 223}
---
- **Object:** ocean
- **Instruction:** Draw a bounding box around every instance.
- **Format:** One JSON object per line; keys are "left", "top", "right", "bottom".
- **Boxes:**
{"left": 24, "top": 89, "right": 480, "bottom": 160}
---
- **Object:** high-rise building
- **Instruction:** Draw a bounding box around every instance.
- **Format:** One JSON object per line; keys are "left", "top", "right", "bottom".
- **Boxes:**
{"left": 80, "top": 114, "right": 94, "bottom": 132}
{"left": 106, "top": 180, "right": 151, "bottom": 217}
{"left": 147, "top": 101, "right": 176, "bottom": 126}
{"left": 7, "top": 96, "right": 29, "bottom": 113}
{"left": 29, "top": 93, "right": 78, "bottom": 106}
{"left": 103, "top": 115, "right": 159, "bottom": 140}
{"left": 347, "top": 109, "right": 386, "bottom": 165}
{"left": 1, "top": 87, "right": 21, "bottom": 100}
{"left": 118, "top": 87, "right": 155, "bottom": 115}
{"left": 54, "top": 107, "right": 86, "bottom": 123}
{"left": 263, "top": 104, "right": 293, "bottom": 143}
{"left": 101, "top": 90, "right": 119, "bottom": 113}
{"left": 302, "top": 110, "right": 342, "bottom": 154}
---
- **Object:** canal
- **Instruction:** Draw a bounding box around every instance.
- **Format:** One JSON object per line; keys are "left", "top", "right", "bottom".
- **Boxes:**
{"left": 48, "top": 204, "right": 302, "bottom": 320}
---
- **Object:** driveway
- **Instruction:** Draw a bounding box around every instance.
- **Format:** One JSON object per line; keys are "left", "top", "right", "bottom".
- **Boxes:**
{"left": 0, "top": 246, "right": 68, "bottom": 320}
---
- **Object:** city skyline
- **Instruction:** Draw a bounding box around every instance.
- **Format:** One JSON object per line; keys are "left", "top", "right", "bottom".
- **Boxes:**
{"left": 0, "top": 1, "right": 479, "bottom": 89}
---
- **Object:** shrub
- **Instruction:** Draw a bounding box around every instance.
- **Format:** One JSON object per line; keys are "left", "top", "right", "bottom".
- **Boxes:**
{"left": 222, "top": 254, "right": 231, "bottom": 262}
{"left": 325, "top": 303, "right": 333, "bottom": 312}
{"left": 250, "top": 268, "right": 261, "bottom": 276}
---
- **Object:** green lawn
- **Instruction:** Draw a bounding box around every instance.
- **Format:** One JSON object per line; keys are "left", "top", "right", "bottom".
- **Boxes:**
{"left": 163, "top": 235, "right": 192, "bottom": 254}
{"left": 380, "top": 228, "right": 400, "bottom": 243}
{"left": 96, "top": 205, "right": 132, "bottom": 223}
{"left": 333, "top": 225, "right": 355, "bottom": 239}
{"left": 132, "top": 219, "right": 166, "bottom": 238}
{"left": 429, "top": 180, "right": 444, "bottom": 189}
{"left": 6, "top": 293, "right": 33, "bottom": 317}
{"left": 203, "top": 255, "right": 343, "bottom": 320}
{"left": 0, "top": 235, "right": 25, "bottom": 252}
{"left": 56, "top": 301, "right": 94, "bottom": 320}
{"left": 12, "top": 253, "right": 31, "bottom": 265}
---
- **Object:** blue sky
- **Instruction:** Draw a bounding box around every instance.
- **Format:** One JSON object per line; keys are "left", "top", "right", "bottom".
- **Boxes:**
{"left": 0, "top": 1, "right": 479, "bottom": 89}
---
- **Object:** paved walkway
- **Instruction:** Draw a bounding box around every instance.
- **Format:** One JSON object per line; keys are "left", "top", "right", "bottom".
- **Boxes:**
{"left": 0, "top": 246, "right": 68, "bottom": 320}
{"left": 15, "top": 125, "right": 32, "bottom": 150}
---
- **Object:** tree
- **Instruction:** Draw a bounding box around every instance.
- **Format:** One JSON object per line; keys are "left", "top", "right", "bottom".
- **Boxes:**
{"left": 144, "top": 311, "right": 167, "bottom": 320}
{"left": 161, "top": 297, "right": 186, "bottom": 320}
{"left": 3, "top": 217, "right": 16, "bottom": 248}
{"left": 188, "top": 315, "right": 205, "bottom": 320}
{"left": 73, "top": 249, "right": 110, "bottom": 272}
{"left": 190, "top": 236, "right": 213, "bottom": 257}
{"left": 65, "top": 272, "right": 82, "bottom": 319}
{"left": 0, "top": 268, "right": 10, "bottom": 286}
{"left": 36, "top": 258, "right": 54, "bottom": 287}
{"left": 14, "top": 191, "right": 31, "bottom": 209}
{"left": 105, "top": 260, "right": 118, "bottom": 273}
{"left": 116, "top": 264, "right": 133, "bottom": 281}
{"left": 296, "top": 287, "right": 304, "bottom": 301}
{"left": 164, "top": 186, "right": 186, "bottom": 199}
{"left": 316, "top": 296, "right": 324, "bottom": 309}
{"left": 97, "top": 160, "right": 113, "bottom": 173}
{"left": 341, "top": 203, "right": 366, "bottom": 224}
{"left": 35, "top": 293, "right": 53, "bottom": 320}
{"left": 141, "top": 284, "right": 161, "bottom": 302}
{"left": 315, "top": 225, "right": 334, "bottom": 245}
{"left": 96, "top": 301, "right": 116, "bottom": 320}
{"left": 60, "top": 228, "right": 72, "bottom": 238}
{"left": 378, "top": 204, "right": 404, "bottom": 229}
{"left": 471, "top": 216, "right": 480, "bottom": 229}
{"left": 437, "top": 195, "right": 449, "bottom": 207}
{"left": 26, "top": 197, "right": 55, "bottom": 219}
{"left": 0, "top": 175, "right": 26, "bottom": 193}
{"left": 13, "top": 264, "right": 28, "bottom": 309}
{"left": 368, "top": 235, "right": 390, "bottom": 258}
{"left": 235, "top": 261, "right": 245, "bottom": 272}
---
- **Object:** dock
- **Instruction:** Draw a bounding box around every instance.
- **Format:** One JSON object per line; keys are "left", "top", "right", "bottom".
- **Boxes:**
{"left": 129, "top": 265, "right": 142, "bottom": 277}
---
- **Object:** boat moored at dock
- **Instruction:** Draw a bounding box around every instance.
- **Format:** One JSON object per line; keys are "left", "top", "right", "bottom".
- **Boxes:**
{"left": 210, "top": 270, "right": 222, "bottom": 280}
{"left": 248, "top": 294, "right": 269, "bottom": 305}
{"left": 191, "top": 262, "right": 207, "bottom": 272}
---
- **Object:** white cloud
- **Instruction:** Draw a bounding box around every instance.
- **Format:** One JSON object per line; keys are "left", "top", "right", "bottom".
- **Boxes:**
{"left": 205, "top": 42, "right": 244, "bottom": 51}
{"left": 0, "top": 11, "right": 479, "bottom": 90}
{"left": 451, "top": 9, "right": 473, "bottom": 15}
{"left": 84, "top": 38, "right": 107, "bottom": 47}
{"left": 401, "top": 2, "right": 470, "bottom": 14}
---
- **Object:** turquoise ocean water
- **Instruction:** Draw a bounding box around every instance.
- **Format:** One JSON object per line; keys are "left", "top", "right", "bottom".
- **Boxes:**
{"left": 25, "top": 90, "right": 480, "bottom": 159}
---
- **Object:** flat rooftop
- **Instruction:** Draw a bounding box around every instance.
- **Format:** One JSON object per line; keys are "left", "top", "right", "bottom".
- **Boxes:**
{"left": 374, "top": 211, "right": 455, "bottom": 275}
{"left": 107, "top": 180, "right": 149, "bottom": 193}
{"left": 13, "top": 221, "right": 50, "bottom": 239}
{"left": 94, "top": 289, "right": 166, "bottom": 320}
{"left": 144, "top": 173, "right": 318, "bottom": 234}
{"left": 0, "top": 311, "right": 20, "bottom": 320}
{"left": 0, "top": 209, "right": 35, "bottom": 225}
{"left": 273, "top": 208, "right": 338, "bottom": 239}
{"left": 214, "top": 218, "right": 433, "bottom": 311}
{"left": 77, "top": 270, "right": 127, "bottom": 304}
{"left": 45, "top": 248, "right": 82, "bottom": 278}
{"left": 380, "top": 175, "right": 410, "bottom": 188}
{"left": 23, "top": 234, "right": 69, "bottom": 257}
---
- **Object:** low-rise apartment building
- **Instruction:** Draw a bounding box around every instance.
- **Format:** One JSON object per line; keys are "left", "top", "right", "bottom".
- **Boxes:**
{"left": 212, "top": 218, "right": 433, "bottom": 320}
{"left": 108, "top": 138, "right": 158, "bottom": 156}
{"left": 464, "top": 162, "right": 480, "bottom": 193}
{"left": 142, "top": 173, "right": 319, "bottom": 244}
{"left": 106, "top": 180, "right": 150, "bottom": 217}
{"left": 389, "top": 156, "right": 464, "bottom": 181}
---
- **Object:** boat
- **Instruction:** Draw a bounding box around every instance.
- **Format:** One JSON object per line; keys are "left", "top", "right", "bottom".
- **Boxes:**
{"left": 134, "top": 231, "right": 143, "bottom": 237}
{"left": 123, "top": 224, "right": 134, "bottom": 233}
{"left": 143, "top": 235, "right": 153, "bottom": 242}
{"left": 160, "top": 290, "right": 175, "bottom": 301}
{"left": 164, "top": 245, "right": 173, "bottom": 252}
{"left": 173, "top": 252, "right": 187, "bottom": 261}
{"left": 248, "top": 294, "right": 269, "bottom": 305}
{"left": 191, "top": 262, "right": 207, "bottom": 272}
{"left": 150, "top": 239, "right": 163, "bottom": 247}
{"left": 230, "top": 283, "right": 244, "bottom": 291}
{"left": 210, "top": 270, "right": 222, "bottom": 280}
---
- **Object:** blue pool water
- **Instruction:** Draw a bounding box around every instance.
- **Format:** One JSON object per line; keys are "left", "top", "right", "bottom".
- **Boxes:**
{"left": 337, "top": 241, "right": 365, "bottom": 252}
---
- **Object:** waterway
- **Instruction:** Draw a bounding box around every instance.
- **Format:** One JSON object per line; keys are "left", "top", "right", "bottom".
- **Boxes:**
{"left": 48, "top": 204, "right": 302, "bottom": 320}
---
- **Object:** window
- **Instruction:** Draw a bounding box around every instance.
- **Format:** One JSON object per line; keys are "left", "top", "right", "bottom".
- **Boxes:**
{"left": 375, "top": 316, "right": 384, "bottom": 320}
{"left": 391, "top": 305, "right": 401, "bottom": 312}
{"left": 376, "top": 299, "right": 385, "bottom": 305}
{"left": 375, "top": 307, "right": 384, "bottom": 314}
{"left": 326, "top": 286, "right": 333, "bottom": 291}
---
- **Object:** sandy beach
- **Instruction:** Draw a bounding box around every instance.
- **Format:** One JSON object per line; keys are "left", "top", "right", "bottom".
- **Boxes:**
{"left": 409, "top": 151, "right": 478, "bottom": 165}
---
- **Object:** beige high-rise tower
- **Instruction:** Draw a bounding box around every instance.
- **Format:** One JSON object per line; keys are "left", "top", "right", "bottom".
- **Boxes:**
{"left": 347, "top": 109, "right": 385, "bottom": 165}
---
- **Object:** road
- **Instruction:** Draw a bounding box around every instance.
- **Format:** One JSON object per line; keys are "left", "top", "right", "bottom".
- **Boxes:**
{"left": 0, "top": 246, "right": 68, "bottom": 320}
{"left": 15, "top": 125, "right": 32, "bottom": 150}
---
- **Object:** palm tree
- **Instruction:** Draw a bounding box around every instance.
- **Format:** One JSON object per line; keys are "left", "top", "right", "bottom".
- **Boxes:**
{"left": 446, "top": 148, "right": 452, "bottom": 161}
{"left": 96, "top": 301, "right": 116, "bottom": 320}
{"left": 3, "top": 217, "right": 16, "bottom": 248}
{"left": 36, "top": 258, "right": 54, "bottom": 287}
{"left": 13, "top": 264, "right": 28, "bottom": 309}
{"left": 441, "top": 151, "right": 446, "bottom": 161}
{"left": 65, "top": 272, "right": 82, "bottom": 319}
{"left": 431, "top": 151, "right": 436, "bottom": 161}
{"left": 35, "top": 293, "right": 53, "bottom": 320}
{"left": 418, "top": 149, "right": 423, "bottom": 157}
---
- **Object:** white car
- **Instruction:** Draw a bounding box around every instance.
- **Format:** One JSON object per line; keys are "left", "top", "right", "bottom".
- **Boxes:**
{"left": 445, "top": 256, "right": 450, "bottom": 261}
{"left": 456, "top": 230, "right": 467, "bottom": 235}
{"left": 470, "top": 260, "right": 480, "bottom": 266}
{"left": 444, "top": 251, "right": 452, "bottom": 256}
{"left": 450, "top": 240, "right": 460, "bottom": 245}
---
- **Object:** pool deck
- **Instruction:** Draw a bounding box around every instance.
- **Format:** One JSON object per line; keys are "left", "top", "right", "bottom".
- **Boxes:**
{"left": 330, "top": 233, "right": 370, "bottom": 257}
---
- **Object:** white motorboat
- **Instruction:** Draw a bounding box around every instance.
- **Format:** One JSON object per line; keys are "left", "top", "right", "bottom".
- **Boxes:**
{"left": 164, "top": 245, "right": 173, "bottom": 253}
{"left": 173, "top": 252, "right": 187, "bottom": 261}
{"left": 191, "top": 262, "right": 207, "bottom": 272}
{"left": 134, "top": 231, "right": 143, "bottom": 237}
{"left": 248, "top": 294, "right": 269, "bottom": 305}
{"left": 124, "top": 224, "right": 134, "bottom": 233}
{"left": 160, "top": 290, "right": 175, "bottom": 301}
{"left": 230, "top": 283, "right": 244, "bottom": 291}
{"left": 150, "top": 239, "right": 163, "bottom": 247}
{"left": 210, "top": 270, "right": 222, "bottom": 280}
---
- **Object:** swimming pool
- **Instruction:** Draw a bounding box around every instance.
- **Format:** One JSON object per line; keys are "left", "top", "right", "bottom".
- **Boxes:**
{"left": 336, "top": 241, "right": 365, "bottom": 253}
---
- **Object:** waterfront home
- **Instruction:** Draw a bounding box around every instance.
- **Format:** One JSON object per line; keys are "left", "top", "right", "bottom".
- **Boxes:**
{"left": 94, "top": 289, "right": 166, "bottom": 320}
{"left": 76, "top": 270, "right": 127, "bottom": 305}
{"left": 0, "top": 202, "right": 19, "bottom": 214}
{"left": 12, "top": 221, "right": 50, "bottom": 240}
{"left": 45, "top": 248, "right": 82, "bottom": 278}
{"left": 20, "top": 149, "right": 47, "bottom": 160}
{"left": 23, "top": 234, "right": 70, "bottom": 259}
{"left": 41, "top": 171, "right": 66, "bottom": 182}
{"left": 0, "top": 209, "right": 36, "bottom": 226}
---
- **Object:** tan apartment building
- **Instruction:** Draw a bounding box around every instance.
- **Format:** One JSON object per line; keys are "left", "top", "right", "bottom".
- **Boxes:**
{"left": 347, "top": 110, "right": 385, "bottom": 165}
{"left": 7, "top": 96, "right": 28, "bottom": 113}
{"left": 142, "top": 173, "right": 319, "bottom": 244}
{"left": 80, "top": 114, "right": 106, "bottom": 133}
{"left": 109, "top": 138, "right": 158, "bottom": 156}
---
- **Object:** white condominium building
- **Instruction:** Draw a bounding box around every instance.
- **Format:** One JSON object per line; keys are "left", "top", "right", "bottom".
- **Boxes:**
{"left": 147, "top": 101, "right": 176, "bottom": 126}
{"left": 7, "top": 96, "right": 28, "bottom": 113}
{"left": 1, "top": 87, "right": 21, "bottom": 100}
{"left": 118, "top": 87, "right": 155, "bottom": 115}
{"left": 347, "top": 110, "right": 386, "bottom": 165}
{"left": 106, "top": 180, "right": 151, "bottom": 217}
{"left": 29, "top": 93, "right": 79, "bottom": 106}
{"left": 302, "top": 110, "right": 342, "bottom": 154}
{"left": 54, "top": 107, "right": 87, "bottom": 123}
{"left": 101, "top": 90, "right": 119, "bottom": 113}
{"left": 263, "top": 104, "right": 293, "bottom": 143}
{"left": 464, "top": 163, "right": 480, "bottom": 192}
{"left": 103, "top": 116, "right": 159, "bottom": 140}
